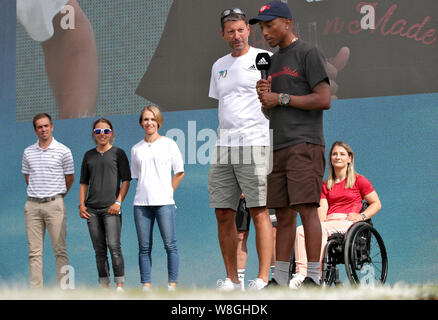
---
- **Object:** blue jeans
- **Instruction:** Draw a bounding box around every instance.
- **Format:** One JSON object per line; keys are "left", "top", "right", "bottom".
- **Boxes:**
{"left": 134, "top": 205, "right": 179, "bottom": 284}
{"left": 87, "top": 207, "right": 125, "bottom": 285}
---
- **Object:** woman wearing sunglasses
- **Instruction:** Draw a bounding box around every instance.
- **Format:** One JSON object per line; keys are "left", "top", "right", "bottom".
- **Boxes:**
{"left": 79, "top": 118, "right": 131, "bottom": 291}
{"left": 130, "top": 105, "right": 184, "bottom": 291}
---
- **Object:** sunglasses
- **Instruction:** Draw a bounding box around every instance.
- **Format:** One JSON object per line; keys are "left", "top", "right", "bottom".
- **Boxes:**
{"left": 93, "top": 128, "right": 112, "bottom": 135}
{"left": 221, "top": 8, "right": 246, "bottom": 20}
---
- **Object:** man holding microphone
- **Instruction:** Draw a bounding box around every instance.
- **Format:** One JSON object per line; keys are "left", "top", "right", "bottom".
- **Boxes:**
{"left": 251, "top": 1, "right": 331, "bottom": 287}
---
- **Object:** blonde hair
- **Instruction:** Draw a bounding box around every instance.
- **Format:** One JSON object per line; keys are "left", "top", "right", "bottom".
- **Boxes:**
{"left": 139, "top": 105, "right": 163, "bottom": 129}
{"left": 326, "top": 141, "right": 357, "bottom": 190}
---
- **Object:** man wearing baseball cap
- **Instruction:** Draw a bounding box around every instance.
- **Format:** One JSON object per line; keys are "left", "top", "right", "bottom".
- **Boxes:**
{"left": 251, "top": 1, "right": 331, "bottom": 288}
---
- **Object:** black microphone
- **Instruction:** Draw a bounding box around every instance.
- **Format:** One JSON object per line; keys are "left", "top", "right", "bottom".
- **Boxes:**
{"left": 255, "top": 52, "right": 271, "bottom": 79}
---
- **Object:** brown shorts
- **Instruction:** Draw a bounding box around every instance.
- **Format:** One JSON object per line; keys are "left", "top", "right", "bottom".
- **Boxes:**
{"left": 267, "top": 142, "right": 325, "bottom": 209}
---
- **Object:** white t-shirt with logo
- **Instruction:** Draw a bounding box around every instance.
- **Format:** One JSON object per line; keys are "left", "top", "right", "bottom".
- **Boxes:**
{"left": 209, "top": 46, "right": 272, "bottom": 147}
{"left": 131, "top": 137, "right": 184, "bottom": 206}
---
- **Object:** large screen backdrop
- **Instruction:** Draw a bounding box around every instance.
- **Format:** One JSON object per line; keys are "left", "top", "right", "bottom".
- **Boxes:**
{"left": 2, "top": 0, "right": 437, "bottom": 288}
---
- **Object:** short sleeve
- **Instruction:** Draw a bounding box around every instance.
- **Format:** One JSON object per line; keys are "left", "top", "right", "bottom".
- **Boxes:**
{"left": 170, "top": 140, "right": 184, "bottom": 174}
{"left": 22, "top": 150, "right": 30, "bottom": 174}
{"left": 117, "top": 148, "right": 132, "bottom": 182}
{"left": 62, "top": 148, "right": 75, "bottom": 175}
{"left": 79, "top": 152, "right": 89, "bottom": 184}
{"left": 130, "top": 146, "right": 139, "bottom": 180}
{"left": 356, "top": 175, "right": 375, "bottom": 197}
{"left": 305, "top": 47, "right": 329, "bottom": 90}
{"left": 208, "top": 64, "right": 218, "bottom": 100}
{"left": 320, "top": 181, "right": 328, "bottom": 199}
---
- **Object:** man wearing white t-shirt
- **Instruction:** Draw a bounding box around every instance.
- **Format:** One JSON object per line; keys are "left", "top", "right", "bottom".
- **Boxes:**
{"left": 208, "top": 8, "right": 274, "bottom": 290}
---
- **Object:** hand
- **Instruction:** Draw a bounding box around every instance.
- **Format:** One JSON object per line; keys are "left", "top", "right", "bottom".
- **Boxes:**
{"left": 257, "top": 76, "right": 278, "bottom": 109}
{"left": 79, "top": 204, "right": 90, "bottom": 219}
{"left": 326, "top": 47, "right": 350, "bottom": 100}
{"left": 259, "top": 92, "right": 279, "bottom": 109}
{"left": 108, "top": 202, "right": 121, "bottom": 215}
{"left": 346, "top": 212, "right": 362, "bottom": 222}
{"left": 256, "top": 76, "right": 272, "bottom": 96}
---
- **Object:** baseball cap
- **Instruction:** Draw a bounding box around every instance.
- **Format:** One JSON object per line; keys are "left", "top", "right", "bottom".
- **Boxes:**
{"left": 249, "top": 1, "right": 292, "bottom": 25}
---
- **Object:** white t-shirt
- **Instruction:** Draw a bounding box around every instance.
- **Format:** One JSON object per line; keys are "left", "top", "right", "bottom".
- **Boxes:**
{"left": 209, "top": 46, "right": 272, "bottom": 147}
{"left": 131, "top": 137, "right": 184, "bottom": 206}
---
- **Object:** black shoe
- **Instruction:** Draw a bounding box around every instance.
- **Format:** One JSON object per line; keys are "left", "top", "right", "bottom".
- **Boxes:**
{"left": 301, "top": 277, "right": 321, "bottom": 287}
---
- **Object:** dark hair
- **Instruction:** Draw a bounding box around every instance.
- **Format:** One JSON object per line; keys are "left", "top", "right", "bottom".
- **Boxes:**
{"left": 32, "top": 113, "right": 52, "bottom": 129}
{"left": 221, "top": 13, "right": 248, "bottom": 31}
{"left": 93, "top": 118, "right": 113, "bottom": 130}
{"left": 92, "top": 118, "right": 114, "bottom": 143}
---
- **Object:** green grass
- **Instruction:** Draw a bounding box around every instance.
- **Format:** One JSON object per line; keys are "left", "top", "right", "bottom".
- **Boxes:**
{"left": 1, "top": 282, "right": 437, "bottom": 300}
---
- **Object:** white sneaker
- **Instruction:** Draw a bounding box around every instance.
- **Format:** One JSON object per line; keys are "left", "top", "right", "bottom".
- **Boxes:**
{"left": 116, "top": 286, "right": 124, "bottom": 292}
{"left": 216, "top": 278, "right": 241, "bottom": 291}
{"left": 168, "top": 285, "right": 176, "bottom": 291}
{"left": 288, "top": 273, "right": 306, "bottom": 289}
{"left": 248, "top": 278, "right": 268, "bottom": 290}
{"left": 142, "top": 285, "right": 151, "bottom": 292}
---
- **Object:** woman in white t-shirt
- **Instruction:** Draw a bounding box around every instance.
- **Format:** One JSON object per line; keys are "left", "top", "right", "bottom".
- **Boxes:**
{"left": 130, "top": 105, "right": 184, "bottom": 291}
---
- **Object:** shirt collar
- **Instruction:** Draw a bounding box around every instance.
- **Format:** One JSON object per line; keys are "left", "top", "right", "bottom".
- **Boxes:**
{"left": 35, "top": 137, "right": 58, "bottom": 150}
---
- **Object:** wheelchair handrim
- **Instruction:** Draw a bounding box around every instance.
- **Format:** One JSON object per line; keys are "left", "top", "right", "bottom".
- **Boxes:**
{"left": 344, "top": 223, "right": 388, "bottom": 285}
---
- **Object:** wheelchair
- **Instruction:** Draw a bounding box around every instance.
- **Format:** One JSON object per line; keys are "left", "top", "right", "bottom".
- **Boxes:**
{"left": 320, "top": 219, "right": 388, "bottom": 287}
{"left": 290, "top": 204, "right": 388, "bottom": 287}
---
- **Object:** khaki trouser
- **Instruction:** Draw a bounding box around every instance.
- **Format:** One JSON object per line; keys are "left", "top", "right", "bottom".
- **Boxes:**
{"left": 24, "top": 197, "right": 69, "bottom": 288}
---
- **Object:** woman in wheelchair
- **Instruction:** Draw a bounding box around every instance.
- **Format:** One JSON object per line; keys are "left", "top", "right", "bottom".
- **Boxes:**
{"left": 290, "top": 141, "right": 382, "bottom": 288}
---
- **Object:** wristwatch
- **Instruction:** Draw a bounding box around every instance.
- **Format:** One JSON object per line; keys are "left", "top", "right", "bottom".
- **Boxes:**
{"left": 279, "top": 93, "right": 291, "bottom": 106}
{"left": 360, "top": 213, "right": 367, "bottom": 220}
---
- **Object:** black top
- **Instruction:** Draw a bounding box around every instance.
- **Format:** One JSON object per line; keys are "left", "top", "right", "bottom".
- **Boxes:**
{"left": 80, "top": 146, "right": 131, "bottom": 209}
{"left": 269, "top": 39, "right": 329, "bottom": 150}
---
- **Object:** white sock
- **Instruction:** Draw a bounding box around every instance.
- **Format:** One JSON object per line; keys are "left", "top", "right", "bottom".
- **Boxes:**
{"left": 237, "top": 269, "right": 245, "bottom": 281}
{"left": 238, "top": 269, "right": 245, "bottom": 289}
{"left": 273, "top": 261, "right": 290, "bottom": 286}
{"left": 307, "top": 262, "right": 320, "bottom": 283}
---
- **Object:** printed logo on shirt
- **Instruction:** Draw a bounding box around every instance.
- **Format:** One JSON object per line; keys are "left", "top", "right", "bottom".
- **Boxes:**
{"left": 248, "top": 64, "right": 257, "bottom": 71}
{"left": 218, "top": 70, "right": 228, "bottom": 79}
{"left": 271, "top": 66, "right": 299, "bottom": 79}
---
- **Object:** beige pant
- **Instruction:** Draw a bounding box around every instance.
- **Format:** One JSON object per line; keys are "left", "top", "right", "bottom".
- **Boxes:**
{"left": 24, "top": 197, "right": 69, "bottom": 288}
{"left": 295, "top": 213, "right": 353, "bottom": 276}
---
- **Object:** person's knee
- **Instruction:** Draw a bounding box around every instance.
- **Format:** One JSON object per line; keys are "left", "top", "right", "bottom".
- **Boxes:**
{"left": 296, "top": 204, "right": 319, "bottom": 223}
{"left": 237, "top": 231, "right": 248, "bottom": 242}
{"left": 138, "top": 242, "right": 152, "bottom": 254}
{"left": 163, "top": 239, "right": 178, "bottom": 254}
{"left": 107, "top": 242, "right": 122, "bottom": 256}
{"left": 276, "top": 208, "right": 297, "bottom": 227}
{"left": 215, "top": 208, "right": 235, "bottom": 224}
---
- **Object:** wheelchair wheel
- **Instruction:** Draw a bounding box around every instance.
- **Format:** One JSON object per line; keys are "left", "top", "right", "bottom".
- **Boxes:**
{"left": 321, "top": 234, "right": 344, "bottom": 287}
{"left": 321, "top": 238, "right": 339, "bottom": 286}
{"left": 344, "top": 222, "right": 388, "bottom": 286}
